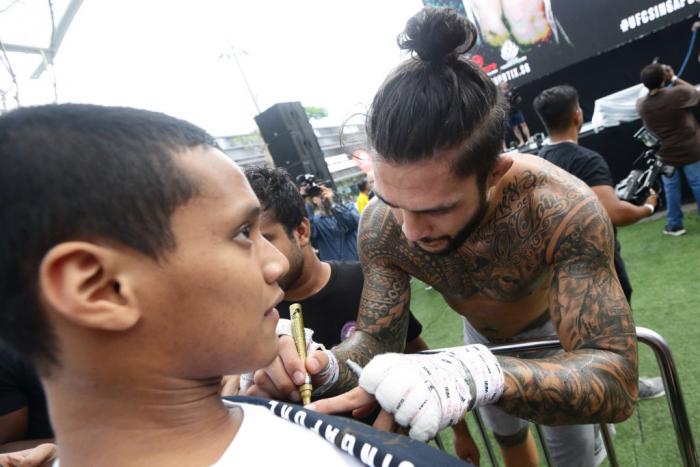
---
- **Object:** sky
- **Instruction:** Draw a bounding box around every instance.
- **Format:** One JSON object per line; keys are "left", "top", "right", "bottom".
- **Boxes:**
{"left": 1, "top": 0, "right": 426, "bottom": 136}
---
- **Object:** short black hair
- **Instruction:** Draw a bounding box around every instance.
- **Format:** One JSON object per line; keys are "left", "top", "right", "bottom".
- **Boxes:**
{"left": 533, "top": 85, "right": 580, "bottom": 134}
{"left": 0, "top": 104, "right": 217, "bottom": 370}
{"left": 367, "top": 7, "right": 507, "bottom": 181}
{"left": 357, "top": 180, "right": 368, "bottom": 192}
{"left": 640, "top": 63, "right": 665, "bottom": 90}
{"left": 245, "top": 166, "right": 306, "bottom": 236}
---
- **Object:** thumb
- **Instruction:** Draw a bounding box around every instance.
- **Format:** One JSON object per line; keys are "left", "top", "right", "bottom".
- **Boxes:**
{"left": 306, "top": 349, "right": 329, "bottom": 376}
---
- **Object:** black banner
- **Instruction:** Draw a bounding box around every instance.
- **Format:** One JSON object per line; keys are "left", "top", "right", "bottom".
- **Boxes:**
{"left": 423, "top": 0, "right": 700, "bottom": 86}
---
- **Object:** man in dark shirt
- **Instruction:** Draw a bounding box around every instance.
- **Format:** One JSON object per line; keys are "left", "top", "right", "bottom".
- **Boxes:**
{"left": 243, "top": 166, "right": 480, "bottom": 464}
{"left": 534, "top": 84, "right": 663, "bottom": 399}
{"left": 0, "top": 344, "right": 53, "bottom": 451}
{"left": 500, "top": 81, "right": 531, "bottom": 147}
{"left": 636, "top": 63, "right": 700, "bottom": 236}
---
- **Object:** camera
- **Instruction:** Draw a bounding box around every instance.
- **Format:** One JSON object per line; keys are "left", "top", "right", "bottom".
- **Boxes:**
{"left": 296, "top": 173, "right": 323, "bottom": 197}
{"left": 614, "top": 127, "right": 674, "bottom": 205}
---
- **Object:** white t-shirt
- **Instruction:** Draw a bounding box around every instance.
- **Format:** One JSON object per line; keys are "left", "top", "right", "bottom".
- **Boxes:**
{"left": 52, "top": 401, "right": 360, "bottom": 467}
{"left": 212, "top": 400, "right": 360, "bottom": 466}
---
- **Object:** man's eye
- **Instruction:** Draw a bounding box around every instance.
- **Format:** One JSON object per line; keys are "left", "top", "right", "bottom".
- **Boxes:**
{"left": 233, "top": 225, "right": 252, "bottom": 241}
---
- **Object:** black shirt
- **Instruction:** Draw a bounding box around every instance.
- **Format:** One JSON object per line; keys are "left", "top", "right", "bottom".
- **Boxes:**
{"left": 0, "top": 345, "right": 53, "bottom": 440}
{"left": 539, "top": 142, "right": 633, "bottom": 302}
{"left": 279, "top": 261, "right": 422, "bottom": 348}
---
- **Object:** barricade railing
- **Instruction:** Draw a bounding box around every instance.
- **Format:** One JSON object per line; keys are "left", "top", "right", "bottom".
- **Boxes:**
{"left": 431, "top": 326, "right": 697, "bottom": 467}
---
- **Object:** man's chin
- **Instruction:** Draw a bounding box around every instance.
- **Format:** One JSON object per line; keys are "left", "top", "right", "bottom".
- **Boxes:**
{"left": 415, "top": 239, "right": 451, "bottom": 255}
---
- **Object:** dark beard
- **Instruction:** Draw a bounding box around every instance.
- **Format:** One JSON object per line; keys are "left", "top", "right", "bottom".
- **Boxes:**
{"left": 279, "top": 248, "right": 305, "bottom": 292}
{"left": 416, "top": 185, "right": 489, "bottom": 257}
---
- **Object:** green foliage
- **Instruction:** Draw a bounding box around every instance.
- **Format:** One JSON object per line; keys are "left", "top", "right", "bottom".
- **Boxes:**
{"left": 304, "top": 106, "right": 328, "bottom": 120}
{"left": 412, "top": 213, "right": 700, "bottom": 465}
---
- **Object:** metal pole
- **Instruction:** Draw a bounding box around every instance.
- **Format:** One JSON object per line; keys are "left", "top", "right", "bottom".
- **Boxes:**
{"left": 425, "top": 326, "right": 698, "bottom": 466}
{"left": 599, "top": 423, "right": 619, "bottom": 467}
{"left": 534, "top": 424, "right": 554, "bottom": 467}
{"left": 636, "top": 327, "right": 698, "bottom": 467}
{"left": 472, "top": 408, "right": 499, "bottom": 467}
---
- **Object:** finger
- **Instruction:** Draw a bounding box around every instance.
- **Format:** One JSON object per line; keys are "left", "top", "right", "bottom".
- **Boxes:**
{"left": 373, "top": 370, "right": 415, "bottom": 417}
{"left": 245, "top": 383, "right": 273, "bottom": 399}
{"left": 359, "top": 353, "right": 404, "bottom": 394}
{"left": 252, "top": 369, "right": 300, "bottom": 402}
{"left": 351, "top": 400, "right": 379, "bottom": 419}
{"left": 407, "top": 398, "right": 441, "bottom": 442}
{"left": 393, "top": 383, "right": 431, "bottom": 427}
{"left": 277, "top": 335, "right": 307, "bottom": 386}
{"left": 372, "top": 409, "right": 396, "bottom": 433}
{"left": 220, "top": 375, "right": 240, "bottom": 397}
{"left": 20, "top": 443, "right": 57, "bottom": 467}
{"left": 306, "top": 387, "right": 375, "bottom": 414}
{"left": 260, "top": 357, "right": 299, "bottom": 400}
{"left": 305, "top": 350, "right": 330, "bottom": 384}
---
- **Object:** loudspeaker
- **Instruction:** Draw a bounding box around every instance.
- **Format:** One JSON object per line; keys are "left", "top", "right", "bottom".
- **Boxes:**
{"left": 255, "top": 102, "right": 309, "bottom": 143}
{"left": 255, "top": 102, "right": 333, "bottom": 185}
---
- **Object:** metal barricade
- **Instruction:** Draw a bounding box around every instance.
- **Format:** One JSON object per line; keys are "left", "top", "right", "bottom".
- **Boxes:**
{"left": 462, "top": 326, "right": 697, "bottom": 467}
{"left": 427, "top": 326, "right": 700, "bottom": 467}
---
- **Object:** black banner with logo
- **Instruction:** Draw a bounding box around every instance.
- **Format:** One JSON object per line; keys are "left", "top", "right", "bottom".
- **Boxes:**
{"left": 424, "top": 0, "right": 699, "bottom": 85}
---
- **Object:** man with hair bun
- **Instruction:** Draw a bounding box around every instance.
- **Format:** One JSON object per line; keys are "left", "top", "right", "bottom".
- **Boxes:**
{"left": 260, "top": 7, "right": 638, "bottom": 467}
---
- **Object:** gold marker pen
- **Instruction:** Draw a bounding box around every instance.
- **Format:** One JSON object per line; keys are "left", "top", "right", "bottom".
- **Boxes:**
{"left": 289, "top": 303, "right": 313, "bottom": 405}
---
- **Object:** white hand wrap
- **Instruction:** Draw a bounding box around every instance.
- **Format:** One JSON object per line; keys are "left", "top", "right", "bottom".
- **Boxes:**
{"left": 275, "top": 318, "right": 326, "bottom": 353}
{"left": 359, "top": 344, "right": 504, "bottom": 442}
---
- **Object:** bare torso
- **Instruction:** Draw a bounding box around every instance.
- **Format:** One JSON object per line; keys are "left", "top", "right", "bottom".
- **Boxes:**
{"left": 373, "top": 154, "right": 591, "bottom": 341}
{"left": 335, "top": 154, "right": 638, "bottom": 425}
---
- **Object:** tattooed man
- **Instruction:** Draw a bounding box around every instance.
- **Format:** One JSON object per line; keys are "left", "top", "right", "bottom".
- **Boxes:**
{"left": 253, "top": 8, "right": 638, "bottom": 467}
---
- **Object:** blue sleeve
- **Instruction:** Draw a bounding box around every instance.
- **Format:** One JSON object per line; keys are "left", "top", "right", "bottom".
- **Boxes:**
{"left": 331, "top": 203, "right": 359, "bottom": 233}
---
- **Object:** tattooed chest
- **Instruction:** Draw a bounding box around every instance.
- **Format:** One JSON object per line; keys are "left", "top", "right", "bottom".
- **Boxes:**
{"left": 408, "top": 239, "right": 547, "bottom": 302}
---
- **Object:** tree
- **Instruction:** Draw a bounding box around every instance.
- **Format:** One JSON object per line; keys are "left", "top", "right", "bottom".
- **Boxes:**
{"left": 304, "top": 106, "right": 328, "bottom": 120}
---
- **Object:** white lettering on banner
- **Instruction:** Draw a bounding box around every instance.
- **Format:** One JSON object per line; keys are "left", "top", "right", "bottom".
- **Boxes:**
{"left": 293, "top": 410, "right": 306, "bottom": 426}
{"left": 491, "top": 61, "right": 532, "bottom": 85}
{"left": 264, "top": 399, "right": 422, "bottom": 467}
{"left": 281, "top": 404, "right": 293, "bottom": 420}
{"left": 360, "top": 443, "right": 379, "bottom": 465}
{"left": 621, "top": 0, "right": 696, "bottom": 32}
{"left": 324, "top": 424, "right": 340, "bottom": 444}
{"left": 340, "top": 433, "right": 356, "bottom": 454}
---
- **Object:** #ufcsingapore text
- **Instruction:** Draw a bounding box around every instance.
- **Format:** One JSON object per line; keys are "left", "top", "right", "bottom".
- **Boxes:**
{"left": 621, "top": 0, "right": 698, "bottom": 32}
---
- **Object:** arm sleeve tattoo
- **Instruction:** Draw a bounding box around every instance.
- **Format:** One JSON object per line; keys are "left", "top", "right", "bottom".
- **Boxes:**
{"left": 498, "top": 194, "right": 639, "bottom": 424}
{"left": 328, "top": 200, "right": 411, "bottom": 395}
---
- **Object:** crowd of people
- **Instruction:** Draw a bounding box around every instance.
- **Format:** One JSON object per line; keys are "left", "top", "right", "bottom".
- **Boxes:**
{"left": 1, "top": 5, "right": 698, "bottom": 467}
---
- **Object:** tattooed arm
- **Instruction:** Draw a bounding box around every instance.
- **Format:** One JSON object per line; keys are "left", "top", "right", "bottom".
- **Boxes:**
{"left": 326, "top": 200, "right": 412, "bottom": 395}
{"left": 497, "top": 194, "right": 638, "bottom": 424}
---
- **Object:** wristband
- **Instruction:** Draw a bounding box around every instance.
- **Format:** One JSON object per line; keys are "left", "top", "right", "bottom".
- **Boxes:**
{"left": 312, "top": 350, "right": 339, "bottom": 396}
{"left": 644, "top": 203, "right": 655, "bottom": 215}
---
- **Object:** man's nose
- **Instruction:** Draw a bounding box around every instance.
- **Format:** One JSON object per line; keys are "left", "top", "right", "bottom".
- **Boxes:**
{"left": 400, "top": 211, "right": 429, "bottom": 243}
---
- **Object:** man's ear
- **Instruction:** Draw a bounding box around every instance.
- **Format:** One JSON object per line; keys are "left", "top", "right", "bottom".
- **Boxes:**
{"left": 39, "top": 242, "right": 141, "bottom": 331}
{"left": 573, "top": 106, "right": 583, "bottom": 128}
{"left": 486, "top": 154, "right": 514, "bottom": 189}
{"left": 294, "top": 218, "right": 312, "bottom": 247}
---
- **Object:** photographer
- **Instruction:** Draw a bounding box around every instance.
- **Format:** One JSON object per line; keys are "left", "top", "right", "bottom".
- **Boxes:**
{"left": 636, "top": 62, "right": 700, "bottom": 236}
{"left": 299, "top": 176, "right": 359, "bottom": 261}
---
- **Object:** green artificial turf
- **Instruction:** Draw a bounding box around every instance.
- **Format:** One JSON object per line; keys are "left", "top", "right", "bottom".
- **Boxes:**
{"left": 411, "top": 213, "right": 700, "bottom": 466}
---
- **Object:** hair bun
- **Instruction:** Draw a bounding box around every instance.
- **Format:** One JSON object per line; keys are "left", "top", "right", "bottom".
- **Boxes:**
{"left": 398, "top": 7, "right": 477, "bottom": 63}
